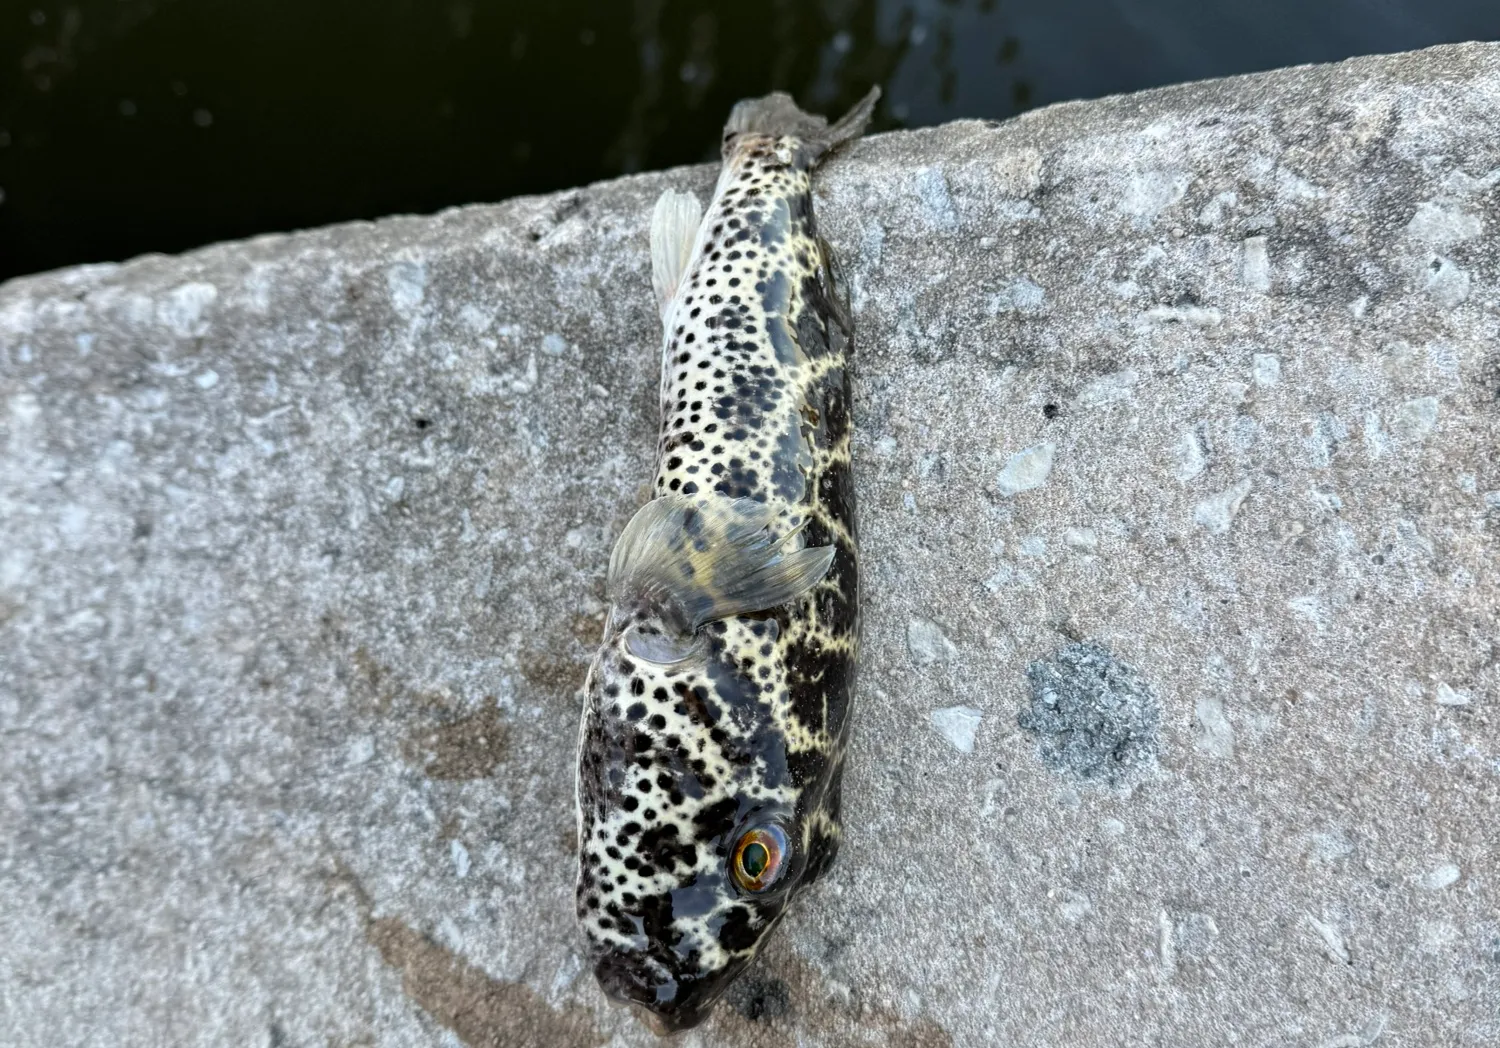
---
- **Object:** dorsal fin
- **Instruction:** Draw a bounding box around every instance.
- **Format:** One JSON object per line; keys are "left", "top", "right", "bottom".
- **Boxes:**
{"left": 650, "top": 188, "right": 703, "bottom": 321}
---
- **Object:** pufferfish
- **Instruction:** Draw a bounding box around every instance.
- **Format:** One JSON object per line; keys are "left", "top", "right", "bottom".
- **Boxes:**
{"left": 575, "top": 87, "right": 878, "bottom": 1033}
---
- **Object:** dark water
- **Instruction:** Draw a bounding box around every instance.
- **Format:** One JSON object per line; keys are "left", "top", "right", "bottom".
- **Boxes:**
{"left": 2, "top": 0, "right": 1497, "bottom": 281}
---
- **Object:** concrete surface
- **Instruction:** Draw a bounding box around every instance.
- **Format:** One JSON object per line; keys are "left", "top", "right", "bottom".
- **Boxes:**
{"left": 3, "top": 41, "right": 1498, "bottom": 1048}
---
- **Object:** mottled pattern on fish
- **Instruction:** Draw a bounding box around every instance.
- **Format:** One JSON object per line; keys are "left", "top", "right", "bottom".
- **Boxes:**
{"left": 575, "top": 89, "right": 877, "bottom": 1033}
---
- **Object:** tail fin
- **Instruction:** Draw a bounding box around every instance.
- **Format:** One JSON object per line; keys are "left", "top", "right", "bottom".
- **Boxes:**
{"left": 723, "top": 86, "right": 880, "bottom": 164}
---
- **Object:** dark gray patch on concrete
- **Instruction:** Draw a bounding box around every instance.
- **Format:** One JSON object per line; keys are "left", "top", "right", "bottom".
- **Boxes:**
{"left": 723, "top": 976, "right": 792, "bottom": 1022}
{"left": 1018, "top": 641, "right": 1160, "bottom": 785}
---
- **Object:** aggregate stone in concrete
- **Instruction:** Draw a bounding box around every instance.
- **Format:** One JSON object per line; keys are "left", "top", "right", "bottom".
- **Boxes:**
{"left": 3, "top": 42, "right": 1499, "bottom": 1048}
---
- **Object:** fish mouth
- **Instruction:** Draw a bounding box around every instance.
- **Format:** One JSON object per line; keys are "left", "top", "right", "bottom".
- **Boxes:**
{"left": 594, "top": 954, "right": 715, "bottom": 1034}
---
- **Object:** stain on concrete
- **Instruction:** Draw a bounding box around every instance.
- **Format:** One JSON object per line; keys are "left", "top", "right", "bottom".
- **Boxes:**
{"left": 332, "top": 861, "right": 604, "bottom": 1048}
{"left": 705, "top": 940, "right": 954, "bottom": 1047}
{"left": 568, "top": 611, "right": 606, "bottom": 648}
{"left": 400, "top": 699, "right": 509, "bottom": 780}
{"left": 1018, "top": 641, "right": 1160, "bottom": 785}
{"left": 519, "top": 646, "right": 589, "bottom": 696}
{"left": 723, "top": 975, "right": 791, "bottom": 1022}
{"left": 366, "top": 917, "right": 602, "bottom": 1048}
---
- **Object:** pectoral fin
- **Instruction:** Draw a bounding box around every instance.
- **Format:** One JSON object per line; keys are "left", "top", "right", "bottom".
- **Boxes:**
{"left": 650, "top": 189, "right": 703, "bottom": 319}
{"left": 608, "top": 495, "right": 834, "bottom": 655}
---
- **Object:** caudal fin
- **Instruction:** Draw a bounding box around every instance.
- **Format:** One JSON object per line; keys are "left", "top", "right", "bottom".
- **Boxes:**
{"left": 723, "top": 86, "right": 880, "bottom": 163}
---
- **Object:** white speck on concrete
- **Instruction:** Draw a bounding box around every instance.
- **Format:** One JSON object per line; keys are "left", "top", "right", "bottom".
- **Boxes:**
{"left": 1078, "top": 369, "right": 1138, "bottom": 406}
{"left": 1242, "top": 236, "right": 1271, "bottom": 290}
{"left": 1064, "top": 527, "right": 1097, "bottom": 550}
{"left": 1406, "top": 200, "right": 1483, "bottom": 246}
{"left": 1252, "top": 353, "right": 1281, "bottom": 386}
{"left": 450, "top": 840, "right": 470, "bottom": 879}
{"left": 1306, "top": 829, "right": 1354, "bottom": 864}
{"left": 1175, "top": 911, "right": 1220, "bottom": 960}
{"left": 1194, "top": 695, "right": 1235, "bottom": 758}
{"left": 1305, "top": 412, "right": 1347, "bottom": 468}
{"left": 386, "top": 261, "right": 427, "bottom": 316}
{"left": 1158, "top": 910, "right": 1177, "bottom": 977}
{"left": 996, "top": 442, "right": 1055, "bottom": 496}
{"left": 861, "top": 220, "right": 885, "bottom": 269}
{"left": 1421, "top": 256, "right": 1470, "bottom": 307}
{"left": 1314, "top": 1015, "right": 1386, "bottom": 1048}
{"left": 907, "top": 618, "right": 957, "bottom": 667}
{"left": 1362, "top": 410, "right": 1388, "bottom": 458}
{"left": 917, "top": 450, "right": 944, "bottom": 481}
{"left": 511, "top": 352, "right": 538, "bottom": 393}
{"left": 1421, "top": 920, "right": 1459, "bottom": 951}
{"left": 986, "top": 277, "right": 1046, "bottom": 315}
{"left": 1420, "top": 863, "right": 1460, "bottom": 890}
{"left": 993, "top": 148, "right": 1043, "bottom": 197}
{"left": 1288, "top": 595, "right": 1327, "bottom": 632}
{"left": 1121, "top": 169, "right": 1189, "bottom": 221}
{"left": 76, "top": 333, "right": 95, "bottom": 356}
{"left": 979, "top": 778, "right": 1004, "bottom": 816}
{"left": 1133, "top": 244, "right": 1167, "bottom": 273}
{"left": 1, "top": 549, "right": 31, "bottom": 590}
{"left": 983, "top": 564, "right": 1014, "bottom": 592}
{"left": 1100, "top": 817, "right": 1126, "bottom": 837}
{"left": 1306, "top": 913, "right": 1351, "bottom": 964}
{"left": 345, "top": 736, "right": 375, "bottom": 766}
{"left": 541, "top": 333, "right": 568, "bottom": 356}
{"left": 1193, "top": 478, "right": 1252, "bottom": 534}
{"left": 194, "top": 370, "right": 219, "bottom": 390}
{"left": 457, "top": 304, "right": 491, "bottom": 333}
{"left": 1058, "top": 892, "right": 1092, "bottom": 922}
{"left": 1197, "top": 190, "right": 1237, "bottom": 227}
{"left": 1350, "top": 294, "right": 1370, "bottom": 319}
{"left": 1277, "top": 167, "right": 1329, "bottom": 201}
{"left": 1434, "top": 683, "right": 1471, "bottom": 707}
{"left": 59, "top": 505, "right": 89, "bottom": 543}
{"left": 929, "top": 705, "right": 982, "bottom": 753}
{"left": 1018, "top": 535, "right": 1047, "bottom": 558}
{"left": 471, "top": 559, "right": 492, "bottom": 600}
{"left": 384, "top": 476, "right": 405, "bottom": 500}
{"left": 915, "top": 166, "right": 958, "bottom": 230}
{"left": 1176, "top": 427, "right": 1208, "bottom": 482}
{"left": 874, "top": 434, "right": 898, "bottom": 458}
{"left": 156, "top": 281, "right": 219, "bottom": 337}
{"left": 1391, "top": 396, "right": 1439, "bottom": 440}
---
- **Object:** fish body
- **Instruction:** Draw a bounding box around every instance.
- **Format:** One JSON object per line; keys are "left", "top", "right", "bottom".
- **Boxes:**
{"left": 575, "top": 88, "right": 877, "bottom": 1033}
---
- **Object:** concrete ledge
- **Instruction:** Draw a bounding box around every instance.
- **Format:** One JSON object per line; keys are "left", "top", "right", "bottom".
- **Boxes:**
{"left": 3, "top": 42, "right": 1498, "bottom": 1047}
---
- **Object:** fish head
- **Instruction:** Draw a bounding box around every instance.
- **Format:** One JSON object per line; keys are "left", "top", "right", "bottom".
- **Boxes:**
{"left": 576, "top": 620, "right": 836, "bottom": 1032}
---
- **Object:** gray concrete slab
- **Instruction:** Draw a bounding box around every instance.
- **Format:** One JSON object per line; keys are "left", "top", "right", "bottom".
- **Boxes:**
{"left": 2, "top": 41, "right": 1497, "bottom": 1048}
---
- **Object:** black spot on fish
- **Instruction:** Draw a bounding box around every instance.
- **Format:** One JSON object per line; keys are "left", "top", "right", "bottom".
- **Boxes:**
{"left": 693, "top": 797, "right": 738, "bottom": 839}
{"left": 717, "top": 906, "right": 760, "bottom": 951}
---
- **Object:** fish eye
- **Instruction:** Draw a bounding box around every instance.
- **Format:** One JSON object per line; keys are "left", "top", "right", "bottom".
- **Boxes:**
{"left": 730, "top": 825, "right": 788, "bottom": 893}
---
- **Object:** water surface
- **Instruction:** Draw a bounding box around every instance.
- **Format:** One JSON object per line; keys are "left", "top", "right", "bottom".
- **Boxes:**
{"left": 2, "top": 0, "right": 1496, "bottom": 280}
